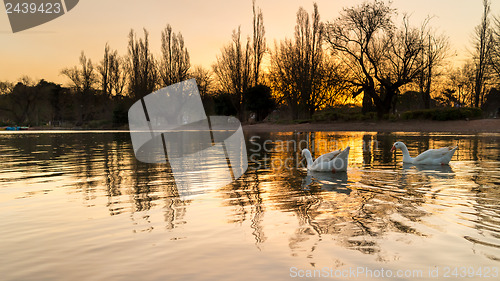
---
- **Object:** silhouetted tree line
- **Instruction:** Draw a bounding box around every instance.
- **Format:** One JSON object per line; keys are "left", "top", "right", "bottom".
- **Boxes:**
{"left": 1, "top": 0, "right": 500, "bottom": 126}
{"left": 0, "top": 77, "right": 113, "bottom": 126}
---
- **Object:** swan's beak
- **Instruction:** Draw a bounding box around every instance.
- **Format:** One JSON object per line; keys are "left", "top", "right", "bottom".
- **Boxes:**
{"left": 390, "top": 146, "right": 395, "bottom": 152}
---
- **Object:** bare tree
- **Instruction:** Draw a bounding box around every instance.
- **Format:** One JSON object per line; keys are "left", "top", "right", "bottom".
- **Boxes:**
{"left": 127, "top": 28, "right": 158, "bottom": 99}
{"left": 19, "top": 76, "right": 36, "bottom": 87}
{"left": 325, "top": 0, "right": 395, "bottom": 115}
{"left": 296, "top": 3, "right": 325, "bottom": 117}
{"left": 326, "top": 1, "right": 437, "bottom": 116}
{"left": 190, "top": 65, "right": 213, "bottom": 97}
{"left": 377, "top": 16, "right": 428, "bottom": 114}
{"left": 322, "top": 60, "right": 354, "bottom": 107}
{"left": 270, "top": 3, "right": 328, "bottom": 119}
{"left": 5, "top": 82, "right": 37, "bottom": 124}
{"left": 62, "top": 52, "right": 96, "bottom": 95}
{"left": 447, "top": 62, "right": 476, "bottom": 106}
{"left": 0, "top": 81, "right": 14, "bottom": 95}
{"left": 160, "top": 24, "right": 190, "bottom": 87}
{"left": 97, "top": 44, "right": 125, "bottom": 97}
{"left": 489, "top": 15, "right": 500, "bottom": 84}
{"left": 97, "top": 43, "right": 112, "bottom": 96}
{"left": 269, "top": 38, "right": 297, "bottom": 114}
{"left": 61, "top": 51, "right": 97, "bottom": 122}
{"left": 213, "top": 27, "right": 252, "bottom": 117}
{"left": 109, "top": 52, "right": 127, "bottom": 96}
{"left": 418, "top": 23, "right": 449, "bottom": 109}
{"left": 472, "top": 0, "right": 493, "bottom": 107}
{"left": 252, "top": 0, "right": 266, "bottom": 86}
{"left": 212, "top": 1, "right": 266, "bottom": 118}
{"left": 80, "top": 54, "right": 95, "bottom": 98}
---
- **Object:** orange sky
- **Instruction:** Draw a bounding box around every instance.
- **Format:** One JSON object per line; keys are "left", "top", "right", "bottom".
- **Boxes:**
{"left": 0, "top": 0, "right": 498, "bottom": 85}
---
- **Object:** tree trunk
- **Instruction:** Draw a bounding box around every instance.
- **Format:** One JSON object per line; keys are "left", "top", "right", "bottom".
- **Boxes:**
{"left": 362, "top": 92, "right": 374, "bottom": 114}
{"left": 376, "top": 86, "right": 397, "bottom": 117}
{"left": 474, "top": 82, "right": 482, "bottom": 108}
{"left": 423, "top": 91, "right": 431, "bottom": 109}
{"left": 290, "top": 99, "right": 299, "bottom": 120}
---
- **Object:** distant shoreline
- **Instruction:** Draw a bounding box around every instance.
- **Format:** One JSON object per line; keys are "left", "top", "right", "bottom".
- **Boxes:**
{"left": 3, "top": 119, "right": 500, "bottom": 134}
{"left": 243, "top": 119, "right": 500, "bottom": 133}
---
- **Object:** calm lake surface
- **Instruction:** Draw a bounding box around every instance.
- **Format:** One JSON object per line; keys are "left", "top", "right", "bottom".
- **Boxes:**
{"left": 1, "top": 131, "right": 499, "bottom": 280}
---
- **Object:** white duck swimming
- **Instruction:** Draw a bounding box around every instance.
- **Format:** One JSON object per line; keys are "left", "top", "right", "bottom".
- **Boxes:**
{"left": 301, "top": 147, "right": 350, "bottom": 172}
{"left": 391, "top": 141, "right": 457, "bottom": 165}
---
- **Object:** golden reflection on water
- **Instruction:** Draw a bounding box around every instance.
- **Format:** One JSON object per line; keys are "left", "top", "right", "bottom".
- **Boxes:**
{"left": 230, "top": 131, "right": 500, "bottom": 261}
{"left": 0, "top": 132, "right": 499, "bottom": 280}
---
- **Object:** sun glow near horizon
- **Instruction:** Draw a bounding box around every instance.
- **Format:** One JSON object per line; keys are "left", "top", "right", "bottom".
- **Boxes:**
{"left": 0, "top": 0, "right": 496, "bottom": 85}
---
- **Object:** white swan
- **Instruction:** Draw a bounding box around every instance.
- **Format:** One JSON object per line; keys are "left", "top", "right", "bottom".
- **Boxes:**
{"left": 391, "top": 141, "right": 457, "bottom": 165}
{"left": 301, "top": 147, "right": 350, "bottom": 172}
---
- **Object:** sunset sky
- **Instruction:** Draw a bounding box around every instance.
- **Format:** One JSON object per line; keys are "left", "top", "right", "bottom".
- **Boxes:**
{"left": 1, "top": 0, "right": 498, "bottom": 85}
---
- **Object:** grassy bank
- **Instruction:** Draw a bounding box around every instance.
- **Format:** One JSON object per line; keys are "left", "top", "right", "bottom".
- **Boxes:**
{"left": 244, "top": 119, "right": 500, "bottom": 133}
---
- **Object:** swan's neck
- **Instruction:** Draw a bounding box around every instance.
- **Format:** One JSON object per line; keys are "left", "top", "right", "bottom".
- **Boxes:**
{"left": 400, "top": 145, "right": 413, "bottom": 163}
{"left": 303, "top": 151, "right": 314, "bottom": 169}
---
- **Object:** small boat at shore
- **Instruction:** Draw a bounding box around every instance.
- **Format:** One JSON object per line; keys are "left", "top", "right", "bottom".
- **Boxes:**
{"left": 1, "top": 126, "right": 29, "bottom": 131}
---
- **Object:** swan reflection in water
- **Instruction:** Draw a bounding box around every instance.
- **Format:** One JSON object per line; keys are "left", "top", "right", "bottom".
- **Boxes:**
{"left": 402, "top": 163, "right": 456, "bottom": 180}
{"left": 301, "top": 170, "right": 351, "bottom": 195}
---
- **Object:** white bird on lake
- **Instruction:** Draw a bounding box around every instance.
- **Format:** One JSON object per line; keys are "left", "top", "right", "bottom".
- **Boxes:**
{"left": 301, "top": 147, "right": 350, "bottom": 172}
{"left": 391, "top": 141, "right": 457, "bottom": 165}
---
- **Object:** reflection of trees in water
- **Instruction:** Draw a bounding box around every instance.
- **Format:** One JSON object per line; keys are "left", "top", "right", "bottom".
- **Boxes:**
{"left": 363, "top": 134, "right": 374, "bottom": 166}
{"left": 458, "top": 147, "right": 500, "bottom": 261}
{"left": 398, "top": 136, "right": 500, "bottom": 261}
{"left": 102, "top": 140, "right": 126, "bottom": 215}
{"left": 161, "top": 185, "right": 188, "bottom": 231}
{"left": 239, "top": 131, "right": 500, "bottom": 261}
{"left": 115, "top": 146, "right": 189, "bottom": 232}
{"left": 0, "top": 133, "right": 190, "bottom": 231}
{"left": 2, "top": 132, "right": 500, "bottom": 259}
{"left": 219, "top": 169, "right": 267, "bottom": 246}
{"left": 289, "top": 179, "right": 429, "bottom": 260}
{"left": 468, "top": 184, "right": 500, "bottom": 261}
{"left": 240, "top": 132, "right": 429, "bottom": 259}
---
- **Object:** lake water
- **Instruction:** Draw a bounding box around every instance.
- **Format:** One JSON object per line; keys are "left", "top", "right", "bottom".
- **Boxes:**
{"left": 0, "top": 131, "right": 499, "bottom": 280}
